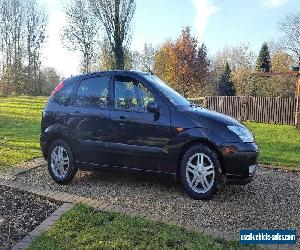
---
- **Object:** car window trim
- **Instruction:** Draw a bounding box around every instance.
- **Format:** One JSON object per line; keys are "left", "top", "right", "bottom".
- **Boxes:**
{"left": 112, "top": 75, "right": 158, "bottom": 113}
{"left": 74, "top": 74, "right": 112, "bottom": 110}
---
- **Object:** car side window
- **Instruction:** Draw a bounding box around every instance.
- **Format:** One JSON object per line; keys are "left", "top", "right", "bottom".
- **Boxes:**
{"left": 77, "top": 76, "right": 109, "bottom": 108}
{"left": 139, "top": 83, "right": 155, "bottom": 107}
{"left": 53, "top": 83, "right": 73, "bottom": 105}
{"left": 114, "top": 76, "right": 144, "bottom": 112}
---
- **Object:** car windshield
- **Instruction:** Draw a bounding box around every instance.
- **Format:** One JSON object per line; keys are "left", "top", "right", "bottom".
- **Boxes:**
{"left": 144, "top": 75, "right": 190, "bottom": 106}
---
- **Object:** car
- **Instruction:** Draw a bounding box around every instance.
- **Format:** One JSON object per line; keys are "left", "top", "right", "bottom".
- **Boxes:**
{"left": 40, "top": 70, "right": 258, "bottom": 200}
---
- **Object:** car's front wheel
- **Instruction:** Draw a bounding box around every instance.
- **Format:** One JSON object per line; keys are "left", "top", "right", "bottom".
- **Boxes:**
{"left": 47, "top": 139, "right": 77, "bottom": 184}
{"left": 180, "top": 144, "right": 220, "bottom": 200}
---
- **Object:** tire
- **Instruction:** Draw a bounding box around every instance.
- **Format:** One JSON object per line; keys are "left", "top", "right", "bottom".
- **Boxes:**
{"left": 47, "top": 139, "right": 78, "bottom": 184}
{"left": 180, "top": 144, "right": 220, "bottom": 200}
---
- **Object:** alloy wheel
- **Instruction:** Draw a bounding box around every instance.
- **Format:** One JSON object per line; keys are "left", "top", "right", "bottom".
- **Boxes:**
{"left": 185, "top": 153, "right": 215, "bottom": 193}
{"left": 50, "top": 146, "right": 70, "bottom": 179}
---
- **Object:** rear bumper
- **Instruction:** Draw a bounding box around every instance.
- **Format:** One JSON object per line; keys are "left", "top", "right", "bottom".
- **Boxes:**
{"left": 219, "top": 142, "right": 258, "bottom": 185}
{"left": 40, "top": 134, "right": 48, "bottom": 160}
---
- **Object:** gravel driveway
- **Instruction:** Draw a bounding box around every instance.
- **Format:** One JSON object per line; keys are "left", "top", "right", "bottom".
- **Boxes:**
{"left": 0, "top": 186, "right": 60, "bottom": 249}
{"left": 16, "top": 165, "right": 300, "bottom": 238}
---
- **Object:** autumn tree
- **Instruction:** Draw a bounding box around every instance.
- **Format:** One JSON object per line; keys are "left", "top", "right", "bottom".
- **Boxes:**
{"left": 256, "top": 42, "right": 271, "bottom": 72}
{"left": 172, "top": 27, "right": 199, "bottom": 97}
{"left": 153, "top": 28, "right": 211, "bottom": 97}
{"left": 153, "top": 40, "right": 175, "bottom": 86}
{"left": 279, "top": 13, "right": 300, "bottom": 65}
{"left": 90, "top": 0, "right": 136, "bottom": 70}
{"left": 62, "top": 0, "right": 99, "bottom": 74}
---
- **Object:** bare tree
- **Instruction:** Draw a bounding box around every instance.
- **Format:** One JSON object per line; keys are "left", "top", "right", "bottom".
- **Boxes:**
{"left": 140, "top": 43, "right": 155, "bottom": 73}
{"left": 62, "top": 0, "right": 99, "bottom": 73}
{"left": 0, "top": 0, "right": 26, "bottom": 94}
{"left": 39, "top": 67, "right": 63, "bottom": 95}
{"left": 0, "top": 0, "right": 48, "bottom": 95}
{"left": 89, "top": 0, "right": 136, "bottom": 70}
{"left": 25, "top": 0, "right": 47, "bottom": 95}
{"left": 279, "top": 13, "right": 300, "bottom": 65}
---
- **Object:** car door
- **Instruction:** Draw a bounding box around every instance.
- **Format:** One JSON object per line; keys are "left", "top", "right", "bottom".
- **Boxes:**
{"left": 109, "top": 74, "right": 171, "bottom": 172}
{"left": 67, "top": 75, "right": 112, "bottom": 165}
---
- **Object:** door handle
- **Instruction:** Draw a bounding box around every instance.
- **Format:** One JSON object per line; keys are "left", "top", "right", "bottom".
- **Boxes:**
{"left": 119, "top": 116, "right": 126, "bottom": 126}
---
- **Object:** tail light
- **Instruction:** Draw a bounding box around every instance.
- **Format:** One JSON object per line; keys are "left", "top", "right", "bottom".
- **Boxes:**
{"left": 51, "top": 81, "right": 64, "bottom": 97}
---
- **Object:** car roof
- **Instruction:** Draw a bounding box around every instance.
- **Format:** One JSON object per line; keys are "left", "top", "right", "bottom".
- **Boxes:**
{"left": 64, "top": 70, "right": 152, "bottom": 82}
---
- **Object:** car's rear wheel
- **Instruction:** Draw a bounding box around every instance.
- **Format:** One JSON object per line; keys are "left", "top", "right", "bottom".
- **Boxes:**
{"left": 180, "top": 144, "right": 220, "bottom": 200}
{"left": 47, "top": 139, "right": 77, "bottom": 184}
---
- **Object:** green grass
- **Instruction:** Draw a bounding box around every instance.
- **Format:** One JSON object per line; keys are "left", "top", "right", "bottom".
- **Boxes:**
{"left": 28, "top": 204, "right": 257, "bottom": 250}
{"left": 0, "top": 96, "right": 299, "bottom": 171}
{"left": 245, "top": 122, "right": 300, "bottom": 168}
{"left": 0, "top": 96, "right": 47, "bottom": 171}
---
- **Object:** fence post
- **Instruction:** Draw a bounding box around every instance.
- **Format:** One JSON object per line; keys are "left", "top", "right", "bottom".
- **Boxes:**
{"left": 203, "top": 96, "right": 207, "bottom": 108}
{"left": 242, "top": 96, "right": 249, "bottom": 121}
{"left": 296, "top": 75, "right": 300, "bottom": 129}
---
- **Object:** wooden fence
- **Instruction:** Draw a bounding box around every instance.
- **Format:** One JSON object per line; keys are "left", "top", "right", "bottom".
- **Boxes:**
{"left": 196, "top": 96, "right": 297, "bottom": 125}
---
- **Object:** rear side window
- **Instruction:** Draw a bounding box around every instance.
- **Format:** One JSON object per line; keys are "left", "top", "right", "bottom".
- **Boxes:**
{"left": 52, "top": 83, "right": 73, "bottom": 105}
{"left": 77, "top": 76, "right": 110, "bottom": 108}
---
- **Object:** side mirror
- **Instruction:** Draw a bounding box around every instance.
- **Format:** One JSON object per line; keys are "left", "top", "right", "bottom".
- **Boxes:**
{"left": 146, "top": 101, "right": 159, "bottom": 113}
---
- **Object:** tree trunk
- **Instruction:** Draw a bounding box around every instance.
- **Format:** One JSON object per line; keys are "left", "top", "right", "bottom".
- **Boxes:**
{"left": 113, "top": 0, "right": 124, "bottom": 70}
{"left": 114, "top": 43, "right": 124, "bottom": 70}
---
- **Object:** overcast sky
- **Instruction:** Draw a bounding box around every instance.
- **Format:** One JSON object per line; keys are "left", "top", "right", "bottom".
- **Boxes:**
{"left": 41, "top": 0, "right": 299, "bottom": 77}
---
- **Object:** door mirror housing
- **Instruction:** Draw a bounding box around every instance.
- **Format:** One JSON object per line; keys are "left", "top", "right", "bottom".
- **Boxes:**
{"left": 147, "top": 101, "right": 159, "bottom": 113}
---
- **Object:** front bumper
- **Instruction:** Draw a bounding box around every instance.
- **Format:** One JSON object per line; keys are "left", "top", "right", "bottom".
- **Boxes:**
{"left": 219, "top": 142, "right": 259, "bottom": 185}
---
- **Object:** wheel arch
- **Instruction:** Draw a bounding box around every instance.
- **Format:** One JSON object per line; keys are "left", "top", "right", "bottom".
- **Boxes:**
{"left": 42, "top": 125, "right": 73, "bottom": 159}
{"left": 176, "top": 138, "right": 224, "bottom": 180}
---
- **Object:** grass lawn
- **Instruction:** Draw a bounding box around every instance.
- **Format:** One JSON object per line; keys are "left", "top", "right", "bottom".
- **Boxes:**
{"left": 245, "top": 122, "right": 300, "bottom": 168}
{"left": 0, "top": 96, "right": 299, "bottom": 170}
{"left": 28, "top": 204, "right": 257, "bottom": 250}
{"left": 0, "top": 96, "right": 47, "bottom": 171}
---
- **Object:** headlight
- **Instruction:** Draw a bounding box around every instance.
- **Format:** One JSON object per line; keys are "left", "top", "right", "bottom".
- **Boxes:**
{"left": 227, "top": 125, "right": 254, "bottom": 143}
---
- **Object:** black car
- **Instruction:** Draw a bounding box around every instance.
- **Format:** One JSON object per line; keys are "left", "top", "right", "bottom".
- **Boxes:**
{"left": 41, "top": 71, "right": 258, "bottom": 200}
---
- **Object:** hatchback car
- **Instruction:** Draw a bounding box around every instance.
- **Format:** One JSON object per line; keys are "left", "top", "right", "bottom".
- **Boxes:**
{"left": 41, "top": 71, "right": 258, "bottom": 199}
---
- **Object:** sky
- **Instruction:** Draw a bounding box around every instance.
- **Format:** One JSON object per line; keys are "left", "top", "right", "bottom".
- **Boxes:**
{"left": 42, "top": 0, "right": 299, "bottom": 77}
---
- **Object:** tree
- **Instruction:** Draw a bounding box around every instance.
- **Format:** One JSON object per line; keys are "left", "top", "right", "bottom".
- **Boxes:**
{"left": 279, "top": 13, "right": 300, "bottom": 65}
{"left": 195, "top": 43, "right": 210, "bottom": 95}
{"left": 98, "top": 38, "right": 115, "bottom": 70}
{"left": 218, "top": 62, "right": 235, "bottom": 96}
{"left": 39, "top": 67, "right": 63, "bottom": 95}
{"left": 268, "top": 48, "right": 295, "bottom": 97}
{"left": 153, "top": 28, "right": 211, "bottom": 97}
{"left": 211, "top": 44, "right": 255, "bottom": 96}
{"left": 256, "top": 42, "right": 271, "bottom": 72}
{"left": 98, "top": 37, "right": 133, "bottom": 70}
{"left": 0, "top": 0, "right": 48, "bottom": 95}
{"left": 62, "top": 0, "right": 99, "bottom": 73}
{"left": 90, "top": 0, "right": 136, "bottom": 70}
{"left": 25, "top": 0, "right": 47, "bottom": 95}
{"left": 0, "top": 0, "right": 26, "bottom": 94}
{"left": 153, "top": 40, "right": 175, "bottom": 87}
{"left": 172, "top": 27, "right": 199, "bottom": 97}
{"left": 140, "top": 43, "right": 155, "bottom": 73}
